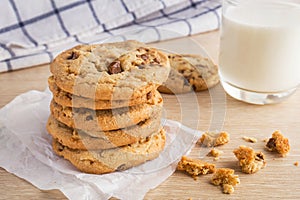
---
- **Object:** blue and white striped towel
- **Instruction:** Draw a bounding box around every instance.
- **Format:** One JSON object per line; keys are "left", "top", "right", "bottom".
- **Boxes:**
{"left": 0, "top": 0, "right": 221, "bottom": 73}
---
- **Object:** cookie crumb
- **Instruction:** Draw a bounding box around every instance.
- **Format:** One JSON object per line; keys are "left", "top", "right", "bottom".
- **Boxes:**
{"left": 223, "top": 184, "right": 234, "bottom": 194}
{"left": 197, "top": 131, "right": 230, "bottom": 147}
{"left": 233, "top": 145, "right": 266, "bottom": 174}
{"left": 242, "top": 136, "right": 257, "bottom": 143}
{"left": 207, "top": 148, "right": 223, "bottom": 158}
{"left": 177, "top": 156, "right": 216, "bottom": 179}
{"left": 265, "top": 130, "right": 290, "bottom": 157}
{"left": 211, "top": 168, "right": 240, "bottom": 194}
{"left": 294, "top": 161, "right": 299, "bottom": 167}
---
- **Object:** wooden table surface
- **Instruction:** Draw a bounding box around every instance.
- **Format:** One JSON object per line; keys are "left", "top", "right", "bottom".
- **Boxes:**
{"left": 0, "top": 31, "right": 299, "bottom": 200}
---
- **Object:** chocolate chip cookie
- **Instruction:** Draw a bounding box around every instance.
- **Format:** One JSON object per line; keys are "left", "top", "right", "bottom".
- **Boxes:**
{"left": 49, "top": 91, "right": 163, "bottom": 132}
{"left": 48, "top": 75, "right": 157, "bottom": 110}
{"left": 52, "top": 128, "right": 166, "bottom": 174}
{"left": 158, "top": 54, "right": 219, "bottom": 94}
{"left": 50, "top": 40, "right": 170, "bottom": 100}
{"left": 47, "top": 114, "right": 161, "bottom": 150}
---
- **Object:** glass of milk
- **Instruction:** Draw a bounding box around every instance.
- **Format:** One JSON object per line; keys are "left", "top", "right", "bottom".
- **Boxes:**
{"left": 219, "top": 0, "right": 300, "bottom": 104}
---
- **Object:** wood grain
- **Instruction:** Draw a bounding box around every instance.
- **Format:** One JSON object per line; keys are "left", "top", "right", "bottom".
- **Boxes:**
{"left": 1, "top": 31, "right": 300, "bottom": 199}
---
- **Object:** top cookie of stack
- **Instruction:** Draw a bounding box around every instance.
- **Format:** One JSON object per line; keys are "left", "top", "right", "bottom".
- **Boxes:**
{"left": 50, "top": 40, "right": 170, "bottom": 101}
{"left": 47, "top": 40, "right": 171, "bottom": 174}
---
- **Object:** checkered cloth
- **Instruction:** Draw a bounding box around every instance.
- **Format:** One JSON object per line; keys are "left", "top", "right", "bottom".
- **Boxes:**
{"left": 0, "top": 0, "right": 221, "bottom": 73}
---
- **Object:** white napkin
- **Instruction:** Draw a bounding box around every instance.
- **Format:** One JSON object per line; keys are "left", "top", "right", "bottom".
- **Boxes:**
{"left": 0, "top": 89, "right": 201, "bottom": 200}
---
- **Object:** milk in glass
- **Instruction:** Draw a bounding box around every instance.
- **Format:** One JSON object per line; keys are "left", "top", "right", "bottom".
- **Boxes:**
{"left": 219, "top": 0, "right": 300, "bottom": 103}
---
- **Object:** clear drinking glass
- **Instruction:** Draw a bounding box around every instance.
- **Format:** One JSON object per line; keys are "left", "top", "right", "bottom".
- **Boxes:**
{"left": 219, "top": 0, "right": 300, "bottom": 104}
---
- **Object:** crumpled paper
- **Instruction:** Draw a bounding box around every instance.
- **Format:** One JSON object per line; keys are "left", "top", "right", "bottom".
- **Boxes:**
{"left": 0, "top": 89, "right": 201, "bottom": 200}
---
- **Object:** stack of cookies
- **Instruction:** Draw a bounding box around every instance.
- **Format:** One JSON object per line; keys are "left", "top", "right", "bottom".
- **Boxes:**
{"left": 46, "top": 40, "right": 171, "bottom": 174}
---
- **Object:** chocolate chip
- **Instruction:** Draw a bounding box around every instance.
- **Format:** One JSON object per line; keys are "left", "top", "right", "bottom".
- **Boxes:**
{"left": 86, "top": 115, "right": 93, "bottom": 121}
{"left": 67, "top": 51, "right": 79, "bottom": 60}
{"left": 141, "top": 54, "right": 148, "bottom": 61}
{"left": 256, "top": 152, "right": 265, "bottom": 161}
{"left": 153, "top": 58, "right": 160, "bottom": 64}
{"left": 138, "top": 65, "right": 146, "bottom": 69}
{"left": 147, "top": 91, "right": 152, "bottom": 100}
{"left": 266, "top": 138, "right": 276, "bottom": 149}
{"left": 58, "top": 144, "right": 64, "bottom": 152}
{"left": 192, "top": 85, "right": 197, "bottom": 91}
{"left": 116, "top": 164, "right": 127, "bottom": 171}
{"left": 108, "top": 61, "right": 122, "bottom": 74}
{"left": 137, "top": 119, "right": 146, "bottom": 126}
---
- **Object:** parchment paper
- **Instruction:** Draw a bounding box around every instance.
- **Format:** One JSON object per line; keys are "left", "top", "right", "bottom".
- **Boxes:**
{"left": 0, "top": 89, "right": 201, "bottom": 200}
